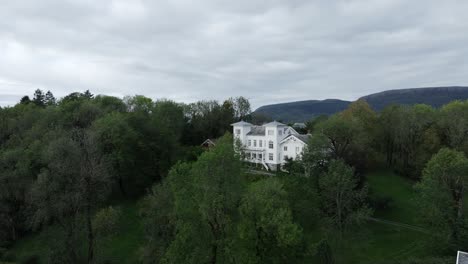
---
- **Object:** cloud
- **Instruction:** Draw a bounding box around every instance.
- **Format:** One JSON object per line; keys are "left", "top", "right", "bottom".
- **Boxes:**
{"left": 0, "top": 0, "right": 467, "bottom": 109}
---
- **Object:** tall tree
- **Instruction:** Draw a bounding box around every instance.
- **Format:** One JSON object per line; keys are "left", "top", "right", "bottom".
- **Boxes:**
{"left": 319, "top": 160, "right": 370, "bottom": 235}
{"left": 238, "top": 178, "right": 303, "bottom": 263}
{"left": 191, "top": 134, "right": 244, "bottom": 264}
{"left": 20, "top": 95, "right": 31, "bottom": 105}
{"left": 416, "top": 148, "right": 468, "bottom": 250}
{"left": 438, "top": 100, "right": 468, "bottom": 153}
{"left": 32, "top": 89, "right": 46, "bottom": 107}
{"left": 31, "top": 131, "right": 111, "bottom": 263}
{"left": 45, "top": 90, "right": 56, "bottom": 106}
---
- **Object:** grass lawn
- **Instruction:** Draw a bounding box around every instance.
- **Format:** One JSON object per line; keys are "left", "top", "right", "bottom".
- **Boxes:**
{"left": 348, "top": 169, "right": 431, "bottom": 263}
{"left": 367, "top": 170, "right": 420, "bottom": 225}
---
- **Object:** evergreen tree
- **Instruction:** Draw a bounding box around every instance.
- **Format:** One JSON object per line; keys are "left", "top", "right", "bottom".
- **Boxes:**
{"left": 20, "top": 95, "right": 31, "bottom": 105}
{"left": 45, "top": 90, "right": 56, "bottom": 106}
{"left": 32, "top": 89, "right": 46, "bottom": 107}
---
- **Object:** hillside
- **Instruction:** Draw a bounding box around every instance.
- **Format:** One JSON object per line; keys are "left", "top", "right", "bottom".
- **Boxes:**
{"left": 254, "top": 86, "right": 468, "bottom": 122}
{"left": 254, "top": 99, "right": 351, "bottom": 122}
{"left": 359, "top": 86, "right": 468, "bottom": 111}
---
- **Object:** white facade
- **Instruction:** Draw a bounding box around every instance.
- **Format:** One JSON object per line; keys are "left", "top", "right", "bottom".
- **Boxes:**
{"left": 232, "top": 121, "right": 310, "bottom": 170}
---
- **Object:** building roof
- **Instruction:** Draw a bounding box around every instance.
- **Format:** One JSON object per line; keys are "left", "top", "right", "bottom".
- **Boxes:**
{"left": 264, "top": 121, "right": 287, "bottom": 127}
{"left": 246, "top": 126, "right": 265, "bottom": 136}
{"left": 201, "top": 138, "right": 217, "bottom": 146}
{"left": 296, "top": 134, "right": 311, "bottom": 143}
{"left": 293, "top": 122, "right": 307, "bottom": 128}
{"left": 458, "top": 251, "right": 468, "bottom": 264}
{"left": 231, "top": 120, "right": 253, "bottom": 126}
{"left": 279, "top": 134, "right": 311, "bottom": 144}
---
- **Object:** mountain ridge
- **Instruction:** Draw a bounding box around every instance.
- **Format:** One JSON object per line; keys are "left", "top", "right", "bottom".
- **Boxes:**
{"left": 254, "top": 86, "right": 468, "bottom": 122}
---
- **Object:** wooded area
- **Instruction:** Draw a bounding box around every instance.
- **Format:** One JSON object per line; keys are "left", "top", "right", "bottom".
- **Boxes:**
{"left": 1, "top": 89, "right": 468, "bottom": 264}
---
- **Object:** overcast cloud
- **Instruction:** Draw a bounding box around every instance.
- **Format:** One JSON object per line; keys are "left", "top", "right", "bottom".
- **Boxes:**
{"left": 1, "top": 0, "right": 468, "bottom": 108}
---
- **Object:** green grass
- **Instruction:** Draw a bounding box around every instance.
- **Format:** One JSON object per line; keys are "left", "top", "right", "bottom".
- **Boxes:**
{"left": 347, "top": 169, "right": 431, "bottom": 263}
{"left": 367, "top": 170, "right": 420, "bottom": 225}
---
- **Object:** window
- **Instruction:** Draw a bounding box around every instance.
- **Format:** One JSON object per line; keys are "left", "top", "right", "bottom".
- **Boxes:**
{"left": 268, "top": 130, "right": 274, "bottom": 136}
{"left": 268, "top": 141, "right": 274, "bottom": 149}
{"left": 259, "top": 140, "right": 262, "bottom": 147}
{"left": 253, "top": 153, "right": 257, "bottom": 159}
{"left": 246, "top": 152, "right": 251, "bottom": 159}
{"left": 296, "top": 147, "right": 300, "bottom": 152}
{"left": 253, "top": 140, "right": 257, "bottom": 147}
{"left": 248, "top": 140, "right": 251, "bottom": 146}
{"left": 259, "top": 154, "right": 262, "bottom": 159}
{"left": 269, "top": 153, "right": 273, "bottom": 161}
{"left": 235, "top": 129, "right": 241, "bottom": 135}
{"left": 278, "top": 130, "right": 282, "bottom": 136}
{"left": 284, "top": 146, "right": 287, "bottom": 151}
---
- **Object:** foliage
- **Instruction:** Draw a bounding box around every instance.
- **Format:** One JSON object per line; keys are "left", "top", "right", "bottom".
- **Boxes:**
{"left": 93, "top": 206, "right": 122, "bottom": 237}
{"left": 6, "top": 90, "right": 468, "bottom": 264}
{"left": 319, "top": 160, "right": 371, "bottom": 234}
{"left": 415, "top": 148, "right": 468, "bottom": 252}
{"left": 237, "top": 178, "right": 303, "bottom": 263}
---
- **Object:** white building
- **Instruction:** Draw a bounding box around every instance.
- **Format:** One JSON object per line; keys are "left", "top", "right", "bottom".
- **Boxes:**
{"left": 232, "top": 121, "right": 310, "bottom": 170}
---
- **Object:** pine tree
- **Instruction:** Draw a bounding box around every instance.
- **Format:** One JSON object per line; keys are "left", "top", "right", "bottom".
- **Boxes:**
{"left": 32, "top": 89, "right": 46, "bottom": 107}
{"left": 45, "top": 90, "right": 56, "bottom": 106}
{"left": 20, "top": 96, "right": 31, "bottom": 105}
{"left": 82, "top": 90, "right": 94, "bottom": 99}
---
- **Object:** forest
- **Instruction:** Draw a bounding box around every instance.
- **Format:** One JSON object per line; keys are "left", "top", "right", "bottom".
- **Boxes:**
{"left": 1, "top": 89, "right": 468, "bottom": 264}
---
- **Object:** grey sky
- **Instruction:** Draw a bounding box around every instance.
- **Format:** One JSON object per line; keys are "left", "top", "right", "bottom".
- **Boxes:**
{"left": 1, "top": 0, "right": 468, "bottom": 109}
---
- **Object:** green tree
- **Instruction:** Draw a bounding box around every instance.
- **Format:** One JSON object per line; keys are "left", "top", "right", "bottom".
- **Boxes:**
{"left": 31, "top": 131, "right": 111, "bottom": 264}
{"left": 20, "top": 96, "right": 31, "bottom": 105}
{"left": 438, "top": 100, "right": 468, "bottom": 153}
{"left": 191, "top": 134, "right": 243, "bottom": 264}
{"left": 238, "top": 178, "right": 303, "bottom": 263}
{"left": 379, "top": 104, "right": 439, "bottom": 178}
{"left": 415, "top": 148, "right": 468, "bottom": 250}
{"left": 32, "top": 89, "right": 46, "bottom": 107}
{"left": 140, "top": 180, "right": 176, "bottom": 264}
{"left": 319, "top": 160, "right": 370, "bottom": 234}
{"left": 315, "top": 239, "right": 334, "bottom": 264}
{"left": 92, "top": 112, "right": 138, "bottom": 196}
{"left": 45, "top": 90, "right": 56, "bottom": 106}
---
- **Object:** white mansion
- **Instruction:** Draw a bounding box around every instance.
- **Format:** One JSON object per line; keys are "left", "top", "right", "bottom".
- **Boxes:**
{"left": 232, "top": 121, "right": 310, "bottom": 170}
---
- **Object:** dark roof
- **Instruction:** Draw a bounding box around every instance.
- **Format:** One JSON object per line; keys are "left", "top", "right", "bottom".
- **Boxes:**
{"left": 247, "top": 126, "right": 265, "bottom": 136}
{"left": 264, "top": 121, "right": 286, "bottom": 127}
{"left": 296, "top": 134, "right": 311, "bottom": 143}
{"left": 280, "top": 134, "right": 311, "bottom": 144}
{"left": 201, "top": 138, "right": 217, "bottom": 146}
{"left": 231, "top": 121, "right": 253, "bottom": 126}
{"left": 458, "top": 251, "right": 468, "bottom": 264}
{"left": 293, "top": 122, "right": 306, "bottom": 128}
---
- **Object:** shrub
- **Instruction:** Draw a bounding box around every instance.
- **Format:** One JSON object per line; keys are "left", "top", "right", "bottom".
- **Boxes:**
{"left": 369, "top": 193, "right": 393, "bottom": 210}
{"left": 19, "top": 254, "right": 40, "bottom": 264}
{"left": 1, "top": 251, "right": 15, "bottom": 262}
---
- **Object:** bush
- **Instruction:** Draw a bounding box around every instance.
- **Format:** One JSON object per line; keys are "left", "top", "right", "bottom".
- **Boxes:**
{"left": 1, "top": 251, "right": 15, "bottom": 262}
{"left": 93, "top": 206, "right": 122, "bottom": 237}
{"left": 369, "top": 193, "right": 393, "bottom": 210}
{"left": 19, "top": 254, "right": 40, "bottom": 264}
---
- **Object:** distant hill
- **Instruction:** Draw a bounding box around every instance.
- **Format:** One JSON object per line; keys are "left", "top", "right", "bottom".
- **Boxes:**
{"left": 358, "top": 86, "right": 468, "bottom": 111}
{"left": 254, "top": 99, "right": 351, "bottom": 123}
{"left": 254, "top": 86, "right": 468, "bottom": 122}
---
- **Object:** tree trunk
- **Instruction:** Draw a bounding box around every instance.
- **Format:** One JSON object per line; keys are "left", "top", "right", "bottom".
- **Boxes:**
{"left": 87, "top": 200, "right": 94, "bottom": 264}
{"left": 118, "top": 174, "right": 126, "bottom": 197}
{"left": 67, "top": 221, "right": 78, "bottom": 264}
{"left": 210, "top": 243, "right": 217, "bottom": 264}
